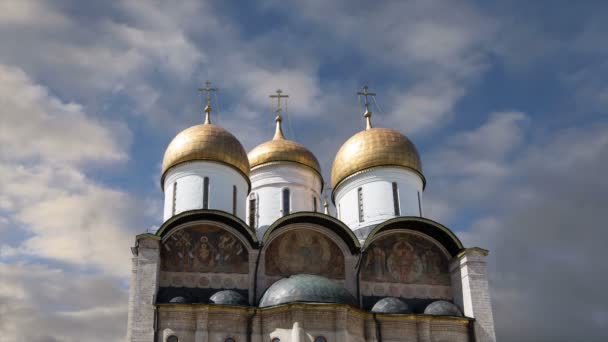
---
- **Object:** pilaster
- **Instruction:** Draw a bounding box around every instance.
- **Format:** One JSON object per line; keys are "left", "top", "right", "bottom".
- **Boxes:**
{"left": 127, "top": 234, "right": 161, "bottom": 342}
{"left": 450, "top": 247, "right": 496, "bottom": 342}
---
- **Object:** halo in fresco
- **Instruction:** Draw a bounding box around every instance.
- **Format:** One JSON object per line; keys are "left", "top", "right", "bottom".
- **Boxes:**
{"left": 161, "top": 225, "right": 248, "bottom": 274}
{"left": 265, "top": 230, "right": 345, "bottom": 279}
{"left": 362, "top": 233, "right": 449, "bottom": 285}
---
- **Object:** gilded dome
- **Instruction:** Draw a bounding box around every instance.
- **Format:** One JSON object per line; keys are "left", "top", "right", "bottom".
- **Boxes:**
{"left": 161, "top": 123, "right": 250, "bottom": 186}
{"left": 331, "top": 127, "right": 424, "bottom": 190}
{"left": 248, "top": 117, "right": 321, "bottom": 175}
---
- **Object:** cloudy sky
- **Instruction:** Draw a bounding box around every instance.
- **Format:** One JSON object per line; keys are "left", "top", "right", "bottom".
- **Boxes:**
{"left": 1, "top": 0, "right": 607, "bottom": 341}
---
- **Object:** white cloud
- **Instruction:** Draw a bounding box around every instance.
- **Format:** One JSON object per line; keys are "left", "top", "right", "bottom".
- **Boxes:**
{"left": 0, "top": 64, "right": 128, "bottom": 165}
{"left": 424, "top": 113, "right": 608, "bottom": 340}
{"left": 0, "top": 262, "right": 128, "bottom": 342}
{"left": 0, "top": 0, "right": 68, "bottom": 28}
{"left": 424, "top": 111, "right": 527, "bottom": 222}
{"left": 0, "top": 64, "right": 143, "bottom": 277}
{"left": 386, "top": 78, "right": 466, "bottom": 134}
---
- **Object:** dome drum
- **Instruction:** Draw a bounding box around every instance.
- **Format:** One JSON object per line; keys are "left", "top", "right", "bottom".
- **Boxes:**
{"left": 160, "top": 122, "right": 250, "bottom": 222}
{"left": 247, "top": 114, "right": 323, "bottom": 228}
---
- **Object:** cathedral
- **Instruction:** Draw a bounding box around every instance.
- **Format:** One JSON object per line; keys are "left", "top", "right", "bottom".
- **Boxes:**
{"left": 126, "top": 84, "right": 496, "bottom": 342}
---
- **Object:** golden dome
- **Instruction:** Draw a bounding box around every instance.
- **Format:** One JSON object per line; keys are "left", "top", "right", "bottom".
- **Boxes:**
{"left": 161, "top": 123, "right": 250, "bottom": 187}
{"left": 248, "top": 117, "right": 321, "bottom": 175}
{"left": 331, "top": 127, "right": 424, "bottom": 191}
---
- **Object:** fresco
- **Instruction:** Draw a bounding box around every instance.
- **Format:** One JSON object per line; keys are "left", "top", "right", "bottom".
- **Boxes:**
{"left": 161, "top": 226, "right": 248, "bottom": 274}
{"left": 361, "top": 234, "right": 449, "bottom": 285}
{"left": 265, "top": 230, "right": 345, "bottom": 279}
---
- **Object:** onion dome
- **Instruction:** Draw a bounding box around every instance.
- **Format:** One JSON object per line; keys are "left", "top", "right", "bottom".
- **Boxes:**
{"left": 161, "top": 87, "right": 249, "bottom": 188}
{"left": 423, "top": 300, "right": 463, "bottom": 317}
{"left": 331, "top": 86, "right": 424, "bottom": 192}
{"left": 209, "top": 290, "right": 248, "bottom": 306}
{"left": 259, "top": 274, "right": 357, "bottom": 308}
{"left": 248, "top": 110, "right": 321, "bottom": 176}
{"left": 371, "top": 297, "right": 411, "bottom": 314}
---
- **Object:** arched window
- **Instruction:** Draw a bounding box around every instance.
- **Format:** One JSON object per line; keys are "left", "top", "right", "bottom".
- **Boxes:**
{"left": 392, "top": 182, "right": 400, "bottom": 216}
{"left": 271, "top": 338, "right": 281, "bottom": 342}
{"left": 232, "top": 185, "right": 237, "bottom": 215}
{"left": 313, "top": 196, "right": 317, "bottom": 212}
{"left": 314, "top": 337, "right": 327, "bottom": 342}
{"left": 202, "top": 177, "right": 210, "bottom": 209}
{"left": 357, "top": 187, "right": 364, "bottom": 222}
{"left": 225, "top": 338, "right": 236, "bottom": 342}
{"left": 171, "top": 181, "right": 177, "bottom": 215}
{"left": 282, "top": 188, "right": 290, "bottom": 216}
{"left": 417, "top": 191, "right": 422, "bottom": 216}
{"left": 167, "top": 336, "right": 178, "bottom": 342}
{"left": 248, "top": 193, "right": 257, "bottom": 227}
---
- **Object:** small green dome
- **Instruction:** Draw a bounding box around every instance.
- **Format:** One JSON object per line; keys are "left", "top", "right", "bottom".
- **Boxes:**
{"left": 259, "top": 274, "right": 357, "bottom": 308}
{"left": 210, "top": 290, "right": 248, "bottom": 306}
{"left": 424, "top": 300, "right": 463, "bottom": 317}
{"left": 371, "top": 297, "right": 411, "bottom": 314}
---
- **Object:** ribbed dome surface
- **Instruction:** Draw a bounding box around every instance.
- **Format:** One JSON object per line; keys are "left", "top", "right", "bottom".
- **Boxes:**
{"left": 331, "top": 128, "right": 423, "bottom": 190}
{"left": 259, "top": 274, "right": 357, "bottom": 308}
{"left": 161, "top": 124, "right": 249, "bottom": 185}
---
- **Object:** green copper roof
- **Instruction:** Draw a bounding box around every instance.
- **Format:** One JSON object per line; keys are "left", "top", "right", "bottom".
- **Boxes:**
{"left": 209, "top": 290, "right": 248, "bottom": 306}
{"left": 371, "top": 297, "right": 411, "bottom": 314}
{"left": 424, "top": 300, "right": 463, "bottom": 317}
{"left": 259, "top": 274, "right": 357, "bottom": 308}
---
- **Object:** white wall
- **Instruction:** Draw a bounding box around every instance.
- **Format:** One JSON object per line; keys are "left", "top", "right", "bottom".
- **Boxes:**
{"left": 248, "top": 163, "right": 323, "bottom": 229}
{"left": 334, "top": 167, "right": 424, "bottom": 233}
{"left": 162, "top": 161, "right": 249, "bottom": 222}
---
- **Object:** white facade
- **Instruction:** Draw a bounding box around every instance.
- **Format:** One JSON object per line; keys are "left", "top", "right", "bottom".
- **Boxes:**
{"left": 248, "top": 163, "right": 323, "bottom": 229}
{"left": 334, "top": 166, "right": 424, "bottom": 233}
{"left": 162, "top": 161, "right": 249, "bottom": 222}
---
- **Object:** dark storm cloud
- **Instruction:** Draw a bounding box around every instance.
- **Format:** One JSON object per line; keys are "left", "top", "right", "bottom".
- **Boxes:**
{"left": 435, "top": 120, "right": 608, "bottom": 341}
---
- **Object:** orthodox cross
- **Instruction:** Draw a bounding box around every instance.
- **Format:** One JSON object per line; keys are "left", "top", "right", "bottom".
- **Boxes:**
{"left": 269, "top": 89, "right": 289, "bottom": 139}
{"left": 269, "top": 89, "right": 289, "bottom": 119}
{"left": 357, "top": 85, "right": 376, "bottom": 130}
{"left": 198, "top": 81, "right": 218, "bottom": 124}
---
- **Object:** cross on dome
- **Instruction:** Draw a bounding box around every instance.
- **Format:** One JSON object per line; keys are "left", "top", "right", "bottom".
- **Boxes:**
{"left": 269, "top": 89, "right": 289, "bottom": 140}
{"left": 269, "top": 89, "right": 289, "bottom": 120}
{"left": 357, "top": 85, "right": 376, "bottom": 130}
{"left": 198, "top": 81, "right": 218, "bottom": 124}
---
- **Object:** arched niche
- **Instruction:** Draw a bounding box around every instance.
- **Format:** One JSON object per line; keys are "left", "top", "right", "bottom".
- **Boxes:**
{"left": 263, "top": 224, "right": 347, "bottom": 280}
{"left": 359, "top": 229, "right": 454, "bottom": 312}
{"left": 160, "top": 221, "right": 250, "bottom": 274}
{"left": 157, "top": 219, "right": 256, "bottom": 302}
{"left": 361, "top": 230, "right": 451, "bottom": 286}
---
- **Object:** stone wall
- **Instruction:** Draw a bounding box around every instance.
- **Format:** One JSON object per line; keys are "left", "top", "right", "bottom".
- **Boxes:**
{"left": 157, "top": 303, "right": 472, "bottom": 342}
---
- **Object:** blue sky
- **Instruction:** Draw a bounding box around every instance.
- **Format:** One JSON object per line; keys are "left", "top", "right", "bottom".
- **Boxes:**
{"left": 1, "top": 0, "right": 607, "bottom": 341}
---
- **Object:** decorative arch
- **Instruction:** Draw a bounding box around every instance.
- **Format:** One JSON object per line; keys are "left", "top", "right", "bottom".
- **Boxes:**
{"left": 363, "top": 216, "right": 463, "bottom": 257}
{"left": 156, "top": 209, "right": 258, "bottom": 249}
{"left": 263, "top": 212, "right": 361, "bottom": 253}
